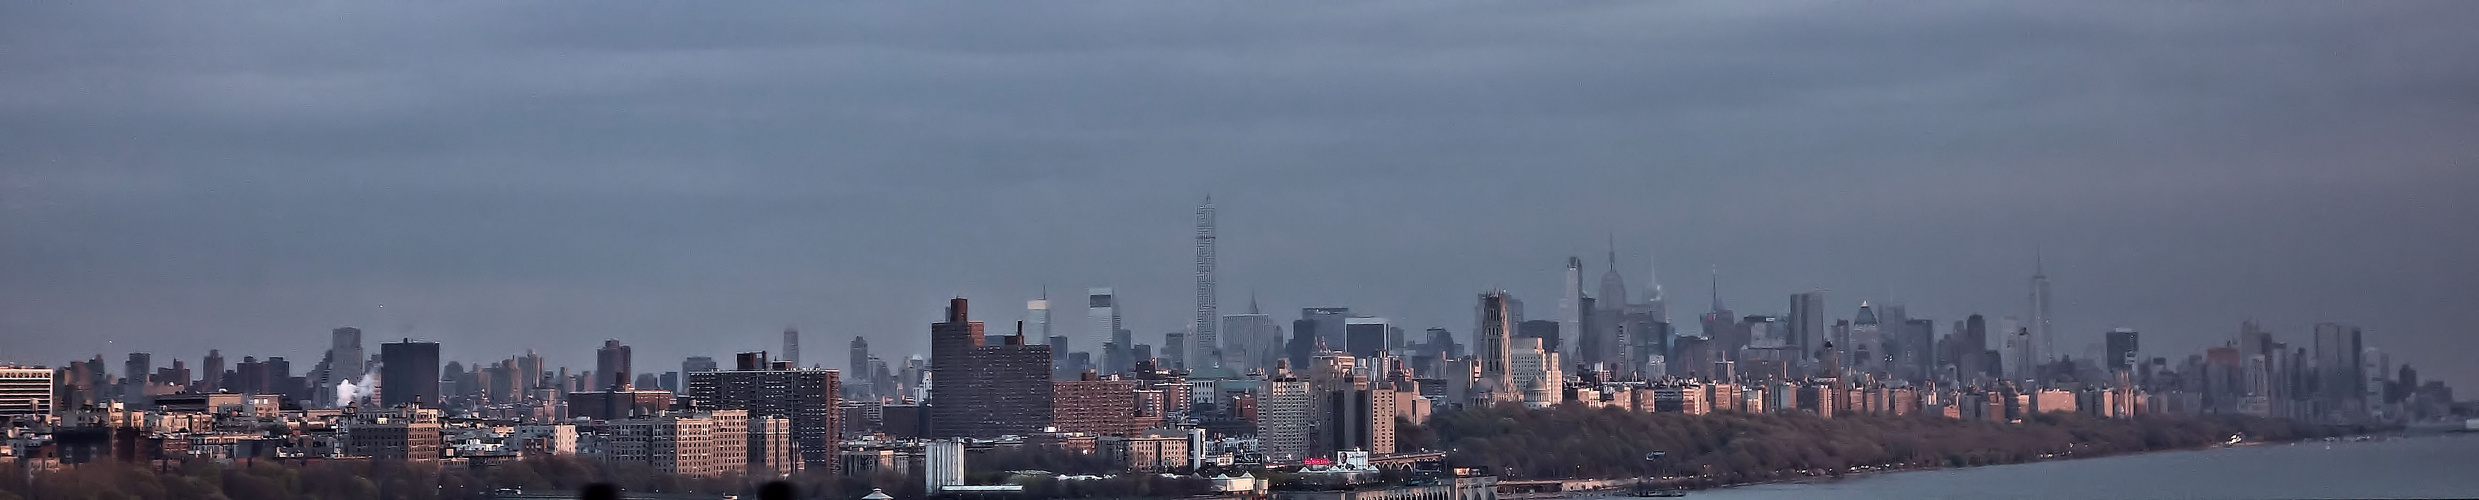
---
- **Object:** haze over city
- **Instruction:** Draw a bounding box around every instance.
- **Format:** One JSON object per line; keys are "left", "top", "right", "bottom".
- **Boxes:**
{"left": 3, "top": 1, "right": 2475, "bottom": 392}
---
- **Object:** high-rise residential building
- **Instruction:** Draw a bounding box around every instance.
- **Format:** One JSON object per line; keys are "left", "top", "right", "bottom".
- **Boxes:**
{"left": 783, "top": 327, "right": 802, "bottom": 368}
{"left": 379, "top": 339, "right": 442, "bottom": 408}
{"left": 1789, "top": 291, "right": 1825, "bottom": 363}
{"left": 1193, "top": 196, "right": 1220, "bottom": 369}
{"left": 2003, "top": 319, "right": 2034, "bottom": 381}
{"left": 1321, "top": 378, "right": 1396, "bottom": 455}
{"left": 1344, "top": 317, "right": 1390, "bottom": 359}
{"left": 849, "top": 336, "right": 872, "bottom": 396}
{"left": 597, "top": 339, "right": 633, "bottom": 391}
{"left": 1257, "top": 376, "right": 1314, "bottom": 461}
{"left": 928, "top": 298, "right": 1054, "bottom": 439}
{"left": 122, "top": 352, "right": 153, "bottom": 397}
{"left": 1558, "top": 256, "right": 1586, "bottom": 360}
{"left": 201, "top": 350, "right": 225, "bottom": 392}
{"left": 2029, "top": 254, "right": 2054, "bottom": 365}
{"left": 600, "top": 409, "right": 751, "bottom": 478}
{"left": 686, "top": 354, "right": 841, "bottom": 470}
{"left": 1051, "top": 376, "right": 1143, "bottom": 436}
{"left": 2106, "top": 328, "right": 2140, "bottom": 372}
{"left": 0, "top": 366, "right": 54, "bottom": 419}
{"left": 1089, "top": 288, "right": 1122, "bottom": 373}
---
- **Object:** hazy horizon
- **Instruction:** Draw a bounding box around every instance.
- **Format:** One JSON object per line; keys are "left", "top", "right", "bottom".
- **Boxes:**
{"left": 3, "top": 2, "right": 2474, "bottom": 389}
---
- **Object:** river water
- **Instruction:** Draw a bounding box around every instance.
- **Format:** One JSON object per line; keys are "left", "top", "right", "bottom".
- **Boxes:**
{"left": 1606, "top": 433, "right": 2479, "bottom": 500}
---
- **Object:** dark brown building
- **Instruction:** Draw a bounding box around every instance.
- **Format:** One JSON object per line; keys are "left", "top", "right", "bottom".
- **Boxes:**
{"left": 565, "top": 389, "right": 672, "bottom": 421}
{"left": 1051, "top": 377, "right": 1142, "bottom": 436}
{"left": 686, "top": 358, "right": 841, "bottom": 471}
{"left": 928, "top": 298, "right": 1055, "bottom": 438}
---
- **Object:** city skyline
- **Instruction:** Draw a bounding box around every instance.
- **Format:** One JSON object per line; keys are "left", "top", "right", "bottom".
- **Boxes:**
{"left": 3, "top": 2, "right": 2475, "bottom": 391}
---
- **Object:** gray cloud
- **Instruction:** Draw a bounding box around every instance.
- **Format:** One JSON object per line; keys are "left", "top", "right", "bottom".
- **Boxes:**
{"left": 3, "top": 1, "right": 2474, "bottom": 387}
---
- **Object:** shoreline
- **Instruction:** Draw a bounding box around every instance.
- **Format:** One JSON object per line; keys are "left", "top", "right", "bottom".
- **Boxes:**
{"left": 1552, "top": 433, "right": 2427, "bottom": 497}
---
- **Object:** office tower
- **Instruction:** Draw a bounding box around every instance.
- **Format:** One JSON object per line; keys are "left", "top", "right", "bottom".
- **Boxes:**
{"left": 1166, "top": 332, "right": 1188, "bottom": 369}
{"left": 1132, "top": 344, "right": 1154, "bottom": 367}
{"left": 850, "top": 336, "right": 872, "bottom": 396}
{"left": 1089, "top": 288, "right": 1122, "bottom": 373}
{"left": 1789, "top": 291, "right": 1825, "bottom": 363}
{"left": 683, "top": 356, "right": 718, "bottom": 374}
{"left": 1193, "top": 196, "right": 1220, "bottom": 369}
{"left": 331, "top": 327, "right": 366, "bottom": 382}
{"left": 1901, "top": 318, "right": 1936, "bottom": 382}
{"left": 686, "top": 354, "right": 841, "bottom": 470}
{"left": 379, "top": 339, "right": 442, "bottom": 407}
{"left": 1048, "top": 335, "right": 1073, "bottom": 379}
{"left": 1852, "top": 303, "right": 1884, "bottom": 373}
{"left": 2029, "top": 253, "right": 2054, "bottom": 365}
{"left": 2313, "top": 322, "right": 2367, "bottom": 415}
{"left": 927, "top": 298, "right": 1054, "bottom": 438}
{"left": 596, "top": 339, "right": 633, "bottom": 391}
{"left": 1027, "top": 291, "right": 1052, "bottom": 344}
{"left": 201, "top": 350, "right": 225, "bottom": 392}
{"left": 1344, "top": 317, "right": 1390, "bottom": 359}
{"left": 1588, "top": 245, "right": 1628, "bottom": 368}
{"left": 1642, "top": 253, "right": 1669, "bottom": 323}
{"left": 0, "top": 366, "right": 54, "bottom": 418}
{"left": 2106, "top": 328, "right": 2140, "bottom": 372}
{"left": 1220, "top": 296, "right": 1281, "bottom": 372}
{"left": 1516, "top": 320, "right": 1561, "bottom": 355}
{"left": 1427, "top": 327, "right": 1463, "bottom": 359}
{"left": 1289, "top": 318, "right": 1320, "bottom": 371}
{"left": 1558, "top": 256, "right": 1585, "bottom": 360}
{"left": 782, "top": 327, "right": 801, "bottom": 368}
{"left": 2004, "top": 320, "right": 2034, "bottom": 381}
{"left": 1257, "top": 375, "right": 1313, "bottom": 461}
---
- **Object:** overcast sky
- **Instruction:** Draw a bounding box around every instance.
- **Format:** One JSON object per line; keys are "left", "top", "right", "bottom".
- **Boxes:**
{"left": 3, "top": 2, "right": 2474, "bottom": 389}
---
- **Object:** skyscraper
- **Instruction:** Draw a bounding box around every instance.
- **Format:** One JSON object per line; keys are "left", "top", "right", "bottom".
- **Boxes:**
{"left": 1027, "top": 290, "right": 1052, "bottom": 344}
{"left": 1344, "top": 317, "right": 1390, "bottom": 359}
{"left": 2105, "top": 328, "right": 2140, "bottom": 372}
{"left": 2314, "top": 322, "right": 2365, "bottom": 416}
{"left": 2029, "top": 253, "right": 2054, "bottom": 365}
{"left": 850, "top": 336, "right": 873, "bottom": 397}
{"left": 1558, "top": 256, "right": 1585, "bottom": 360}
{"left": 596, "top": 339, "right": 633, "bottom": 391}
{"left": 379, "top": 339, "right": 441, "bottom": 408}
{"left": 1088, "top": 288, "right": 1121, "bottom": 373}
{"left": 1789, "top": 291, "right": 1826, "bottom": 363}
{"left": 1219, "top": 295, "right": 1281, "bottom": 372}
{"left": 1193, "top": 196, "right": 1219, "bottom": 369}
{"left": 1590, "top": 243, "right": 1628, "bottom": 368}
{"left": 331, "top": 327, "right": 365, "bottom": 381}
{"left": 782, "top": 327, "right": 802, "bottom": 368}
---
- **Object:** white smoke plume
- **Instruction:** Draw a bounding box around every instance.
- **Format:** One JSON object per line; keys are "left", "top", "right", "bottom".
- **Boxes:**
{"left": 335, "top": 368, "right": 379, "bottom": 408}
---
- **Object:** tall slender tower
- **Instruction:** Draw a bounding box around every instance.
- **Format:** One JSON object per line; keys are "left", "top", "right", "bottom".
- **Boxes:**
{"left": 1645, "top": 254, "right": 1668, "bottom": 322}
{"left": 1557, "top": 257, "right": 1585, "bottom": 359}
{"left": 1026, "top": 288, "right": 1052, "bottom": 345}
{"left": 2029, "top": 251, "right": 2053, "bottom": 365}
{"left": 1088, "top": 288, "right": 1121, "bottom": 372}
{"left": 783, "top": 327, "right": 802, "bottom": 368}
{"left": 1193, "top": 196, "right": 1220, "bottom": 368}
